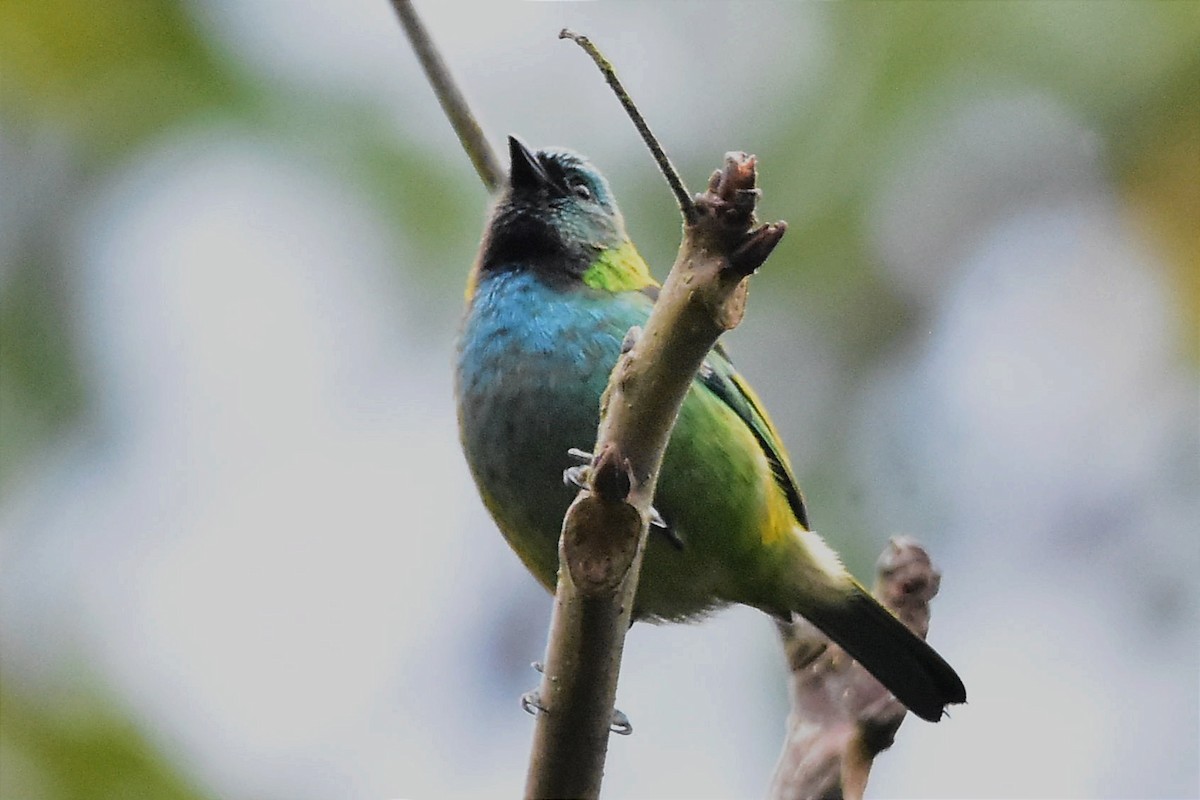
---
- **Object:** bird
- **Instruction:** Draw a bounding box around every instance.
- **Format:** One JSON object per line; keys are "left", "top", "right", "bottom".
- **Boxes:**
{"left": 454, "top": 135, "right": 966, "bottom": 722}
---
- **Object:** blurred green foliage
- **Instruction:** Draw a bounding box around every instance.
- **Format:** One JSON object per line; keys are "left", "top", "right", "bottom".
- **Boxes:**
{"left": 0, "top": 0, "right": 238, "bottom": 790}
{"left": 1, "top": 687, "right": 209, "bottom": 800}
{"left": 0, "top": 0, "right": 240, "bottom": 160}
{"left": 0, "top": 255, "right": 85, "bottom": 491}
{"left": 0, "top": 0, "right": 239, "bottom": 494}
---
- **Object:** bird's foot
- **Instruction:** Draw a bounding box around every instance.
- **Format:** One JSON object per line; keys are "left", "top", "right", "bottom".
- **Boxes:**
{"left": 521, "top": 661, "right": 634, "bottom": 734}
{"left": 563, "top": 448, "right": 681, "bottom": 549}
{"left": 649, "top": 507, "right": 683, "bottom": 549}
{"left": 521, "top": 661, "right": 547, "bottom": 717}
{"left": 520, "top": 691, "right": 633, "bottom": 735}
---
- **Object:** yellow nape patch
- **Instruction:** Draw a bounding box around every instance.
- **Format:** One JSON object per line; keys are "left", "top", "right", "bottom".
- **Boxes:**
{"left": 582, "top": 240, "right": 657, "bottom": 293}
{"left": 464, "top": 263, "right": 481, "bottom": 302}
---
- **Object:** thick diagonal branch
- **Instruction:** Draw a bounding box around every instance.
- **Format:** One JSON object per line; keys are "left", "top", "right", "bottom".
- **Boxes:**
{"left": 524, "top": 154, "right": 785, "bottom": 800}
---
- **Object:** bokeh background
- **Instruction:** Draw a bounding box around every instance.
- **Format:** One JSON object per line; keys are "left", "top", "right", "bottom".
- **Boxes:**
{"left": 2, "top": 1, "right": 1197, "bottom": 797}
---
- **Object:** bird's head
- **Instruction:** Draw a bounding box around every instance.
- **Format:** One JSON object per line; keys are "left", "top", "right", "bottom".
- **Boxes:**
{"left": 474, "top": 136, "right": 647, "bottom": 291}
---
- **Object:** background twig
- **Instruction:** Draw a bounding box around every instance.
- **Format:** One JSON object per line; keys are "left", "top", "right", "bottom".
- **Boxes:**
{"left": 391, "top": 0, "right": 504, "bottom": 191}
{"left": 767, "top": 537, "right": 947, "bottom": 800}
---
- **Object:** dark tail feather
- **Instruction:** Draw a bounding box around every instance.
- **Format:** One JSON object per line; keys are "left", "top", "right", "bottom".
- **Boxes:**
{"left": 797, "top": 584, "right": 966, "bottom": 722}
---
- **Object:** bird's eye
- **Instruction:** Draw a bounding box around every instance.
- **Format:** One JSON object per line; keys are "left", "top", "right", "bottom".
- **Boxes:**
{"left": 569, "top": 180, "right": 593, "bottom": 201}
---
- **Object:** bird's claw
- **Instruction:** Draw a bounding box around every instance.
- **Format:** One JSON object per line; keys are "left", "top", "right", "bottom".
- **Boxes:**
{"left": 563, "top": 464, "right": 589, "bottom": 488}
{"left": 521, "top": 692, "right": 632, "bottom": 735}
{"left": 522, "top": 662, "right": 547, "bottom": 717}
{"left": 521, "top": 690, "right": 546, "bottom": 717}
{"left": 526, "top": 660, "right": 630, "bottom": 732}
{"left": 648, "top": 506, "right": 684, "bottom": 549}
{"left": 563, "top": 448, "right": 593, "bottom": 487}
{"left": 523, "top": 666, "right": 632, "bottom": 733}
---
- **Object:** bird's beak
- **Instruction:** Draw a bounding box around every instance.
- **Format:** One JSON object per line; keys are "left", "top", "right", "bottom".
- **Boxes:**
{"left": 508, "top": 135, "right": 553, "bottom": 193}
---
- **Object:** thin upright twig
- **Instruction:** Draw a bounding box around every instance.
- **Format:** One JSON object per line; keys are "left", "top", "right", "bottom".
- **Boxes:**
{"left": 391, "top": 0, "right": 504, "bottom": 191}
{"left": 559, "top": 29, "right": 697, "bottom": 223}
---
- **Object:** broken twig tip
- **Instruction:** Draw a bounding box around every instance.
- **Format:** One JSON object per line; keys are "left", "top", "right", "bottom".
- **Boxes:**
{"left": 559, "top": 27, "right": 694, "bottom": 221}
{"left": 728, "top": 221, "right": 787, "bottom": 276}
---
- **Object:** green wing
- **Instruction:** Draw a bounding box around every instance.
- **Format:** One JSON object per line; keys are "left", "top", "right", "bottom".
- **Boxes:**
{"left": 632, "top": 284, "right": 810, "bottom": 530}
{"left": 695, "top": 347, "right": 811, "bottom": 529}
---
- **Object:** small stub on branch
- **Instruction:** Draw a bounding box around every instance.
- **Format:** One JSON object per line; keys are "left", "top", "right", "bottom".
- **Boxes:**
{"left": 560, "top": 447, "right": 642, "bottom": 595}
{"left": 768, "top": 537, "right": 948, "bottom": 800}
{"left": 590, "top": 443, "right": 634, "bottom": 502}
{"left": 875, "top": 535, "right": 940, "bottom": 637}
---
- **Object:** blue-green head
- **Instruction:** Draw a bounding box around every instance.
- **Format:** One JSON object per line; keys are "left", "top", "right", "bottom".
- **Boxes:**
{"left": 475, "top": 136, "right": 632, "bottom": 288}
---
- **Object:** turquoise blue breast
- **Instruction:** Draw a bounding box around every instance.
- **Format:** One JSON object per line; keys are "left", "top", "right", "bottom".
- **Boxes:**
{"left": 455, "top": 270, "right": 644, "bottom": 584}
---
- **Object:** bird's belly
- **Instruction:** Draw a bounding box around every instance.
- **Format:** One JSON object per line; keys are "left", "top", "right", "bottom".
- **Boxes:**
{"left": 456, "top": 323, "right": 613, "bottom": 588}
